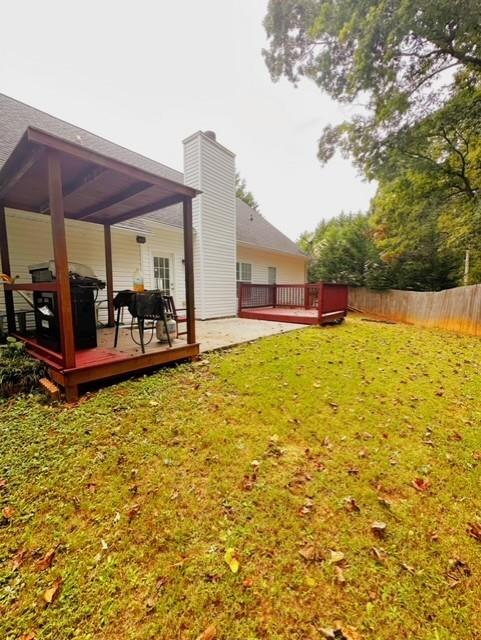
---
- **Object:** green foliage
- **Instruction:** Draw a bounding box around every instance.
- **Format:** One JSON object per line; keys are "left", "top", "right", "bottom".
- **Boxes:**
{"left": 2, "top": 321, "right": 481, "bottom": 638}
{"left": 265, "top": 1, "right": 481, "bottom": 289}
{"left": 0, "top": 337, "right": 46, "bottom": 397}
{"left": 299, "top": 212, "right": 389, "bottom": 287}
{"left": 264, "top": 0, "right": 481, "bottom": 173}
{"left": 235, "top": 172, "right": 260, "bottom": 212}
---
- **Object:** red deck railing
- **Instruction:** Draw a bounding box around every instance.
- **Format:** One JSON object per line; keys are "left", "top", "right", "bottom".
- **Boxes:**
{"left": 238, "top": 282, "right": 348, "bottom": 324}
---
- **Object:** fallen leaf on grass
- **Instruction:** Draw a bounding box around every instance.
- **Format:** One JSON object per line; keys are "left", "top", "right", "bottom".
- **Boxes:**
{"left": 344, "top": 497, "right": 361, "bottom": 513}
{"left": 0, "top": 478, "right": 7, "bottom": 490}
{"left": 329, "top": 550, "right": 345, "bottom": 565}
{"left": 19, "top": 634, "right": 36, "bottom": 640}
{"left": 43, "top": 577, "right": 62, "bottom": 604}
{"left": 12, "top": 548, "right": 28, "bottom": 570}
{"left": 467, "top": 522, "right": 481, "bottom": 542}
{"left": 36, "top": 548, "right": 56, "bottom": 572}
{"left": 2, "top": 506, "right": 14, "bottom": 520}
{"left": 195, "top": 624, "right": 216, "bottom": 640}
{"left": 371, "top": 521, "right": 387, "bottom": 539}
{"left": 242, "top": 578, "right": 253, "bottom": 588}
{"left": 299, "top": 497, "right": 314, "bottom": 517}
{"left": 224, "top": 548, "right": 239, "bottom": 573}
{"left": 411, "top": 478, "right": 431, "bottom": 492}
{"left": 446, "top": 558, "right": 471, "bottom": 587}
{"left": 335, "top": 565, "right": 346, "bottom": 585}
{"left": 299, "top": 545, "right": 324, "bottom": 562}
{"left": 370, "top": 547, "right": 388, "bottom": 565}
{"left": 320, "top": 623, "right": 362, "bottom": 639}
{"left": 127, "top": 504, "right": 141, "bottom": 522}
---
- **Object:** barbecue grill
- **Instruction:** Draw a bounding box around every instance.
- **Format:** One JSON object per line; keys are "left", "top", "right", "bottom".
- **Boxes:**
{"left": 29, "top": 261, "right": 105, "bottom": 351}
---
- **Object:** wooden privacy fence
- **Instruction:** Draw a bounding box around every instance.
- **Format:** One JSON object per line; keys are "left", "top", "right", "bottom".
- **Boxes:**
{"left": 349, "top": 285, "right": 481, "bottom": 336}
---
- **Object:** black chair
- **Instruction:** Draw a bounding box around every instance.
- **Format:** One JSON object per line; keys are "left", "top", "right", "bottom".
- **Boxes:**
{"left": 113, "top": 290, "right": 172, "bottom": 354}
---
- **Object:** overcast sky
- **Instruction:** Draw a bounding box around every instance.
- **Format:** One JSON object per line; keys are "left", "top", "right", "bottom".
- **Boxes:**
{"left": 0, "top": 0, "right": 376, "bottom": 241}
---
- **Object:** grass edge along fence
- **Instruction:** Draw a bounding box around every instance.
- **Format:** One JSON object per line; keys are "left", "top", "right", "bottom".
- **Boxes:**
{"left": 349, "top": 285, "right": 481, "bottom": 336}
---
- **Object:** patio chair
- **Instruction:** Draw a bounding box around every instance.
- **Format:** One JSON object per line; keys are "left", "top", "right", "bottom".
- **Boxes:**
{"left": 113, "top": 290, "right": 172, "bottom": 353}
{"left": 162, "top": 295, "right": 187, "bottom": 337}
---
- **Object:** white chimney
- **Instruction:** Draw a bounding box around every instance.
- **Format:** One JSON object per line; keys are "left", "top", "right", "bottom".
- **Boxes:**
{"left": 183, "top": 131, "right": 237, "bottom": 319}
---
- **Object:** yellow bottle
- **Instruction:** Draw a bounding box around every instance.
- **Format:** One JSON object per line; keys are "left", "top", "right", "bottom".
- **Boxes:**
{"left": 133, "top": 268, "right": 144, "bottom": 292}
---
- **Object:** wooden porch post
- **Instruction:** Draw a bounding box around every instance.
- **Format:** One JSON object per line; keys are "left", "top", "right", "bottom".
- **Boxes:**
{"left": 48, "top": 152, "right": 76, "bottom": 370}
{"left": 103, "top": 224, "right": 114, "bottom": 327}
{"left": 182, "top": 196, "right": 196, "bottom": 344}
{"left": 0, "top": 205, "right": 16, "bottom": 334}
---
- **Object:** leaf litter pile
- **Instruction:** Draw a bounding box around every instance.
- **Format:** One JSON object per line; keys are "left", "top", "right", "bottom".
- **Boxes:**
{"left": 1, "top": 317, "right": 481, "bottom": 639}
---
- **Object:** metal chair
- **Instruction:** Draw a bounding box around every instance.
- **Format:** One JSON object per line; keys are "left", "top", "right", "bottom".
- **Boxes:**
{"left": 113, "top": 290, "right": 172, "bottom": 354}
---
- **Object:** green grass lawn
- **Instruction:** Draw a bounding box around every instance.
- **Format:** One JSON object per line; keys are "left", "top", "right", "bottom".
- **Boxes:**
{"left": 2, "top": 317, "right": 481, "bottom": 640}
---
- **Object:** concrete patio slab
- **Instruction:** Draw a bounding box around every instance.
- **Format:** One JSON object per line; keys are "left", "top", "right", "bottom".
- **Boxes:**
{"left": 197, "top": 316, "right": 308, "bottom": 353}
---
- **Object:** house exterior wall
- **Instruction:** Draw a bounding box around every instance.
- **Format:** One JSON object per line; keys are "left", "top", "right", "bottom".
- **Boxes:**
{"left": 183, "top": 132, "right": 237, "bottom": 319}
{"left": 236, "top": 244, "right": 307, "bottom": 285}
{"left": 0, "top": 208, "right": 186, "bottom": 326}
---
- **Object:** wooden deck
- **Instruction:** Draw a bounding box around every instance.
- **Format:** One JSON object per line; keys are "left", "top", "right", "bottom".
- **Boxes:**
{"left": 239, "top": 307, "right": 321, "bottom": 325}
{"left": 238, "top": 283, "right": 349, "bottom": 326}
{"left": 16, "top": 326, "right": 199, "bottom": 400}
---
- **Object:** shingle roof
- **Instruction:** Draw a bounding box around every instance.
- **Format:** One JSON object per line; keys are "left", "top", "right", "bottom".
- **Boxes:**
{"left": 235, "top": 199, "right": 305, "bottom": 258}
{"left": 0, "top": 93, "right": 182, "bottom": 182}
{"left": 0, "top": 93, "right": 305, "bottom": 258}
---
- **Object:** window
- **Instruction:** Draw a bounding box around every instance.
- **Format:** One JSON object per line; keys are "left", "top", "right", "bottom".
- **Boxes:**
{"left": 153, "top": 256, "right": 171, "bottom": 295}
{"left": 268, "top": 267, "right": 277, "bottom": 285}
{"left": 236, "top": 262, "right": 252, "bottom": 282}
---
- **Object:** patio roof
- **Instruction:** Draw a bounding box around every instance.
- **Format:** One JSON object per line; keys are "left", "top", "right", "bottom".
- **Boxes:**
{"left": 0, "top": 126, "right": 200, "bottom": 225}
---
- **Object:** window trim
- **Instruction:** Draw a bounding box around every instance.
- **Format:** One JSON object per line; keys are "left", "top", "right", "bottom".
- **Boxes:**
{"left": 236, "top": 261, "right": 252, "bottom": 283}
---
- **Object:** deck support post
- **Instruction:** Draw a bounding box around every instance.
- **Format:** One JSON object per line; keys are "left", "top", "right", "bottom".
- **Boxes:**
{"left": 103, "top": 224, "right": 114, "bottom": 327}
{"left": 48, "top": 151, "right": 76, "bottom": 370}
{"left": 317, "top": 283, "right": 324, "bottom": 325}
{"left": 0, "top": 204, "right": 16, "bottom": 334}
{"left": 183, "top": 197, "right": 196, "bottom": 344}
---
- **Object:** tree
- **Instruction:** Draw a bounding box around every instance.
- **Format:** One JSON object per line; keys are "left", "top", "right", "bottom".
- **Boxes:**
{"left": 263, "top": 1, "right": 481, "bottom": 175}
{"left": 298, "top": 212, "right": 390, "bottom": 287}
{"left": 236, "top": 172, "right": 260, "bottom": 211}
{"left": 265, "top": 1, "right": 481, "bottom": 288}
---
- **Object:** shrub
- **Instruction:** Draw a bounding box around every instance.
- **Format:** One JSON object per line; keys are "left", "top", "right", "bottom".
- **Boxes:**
{"left": 0, "top": 337, "right": 46, "bottom": 397}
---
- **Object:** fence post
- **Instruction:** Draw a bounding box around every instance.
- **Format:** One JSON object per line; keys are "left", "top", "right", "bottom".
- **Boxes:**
{"left": 317, "top": 283, "right": 324, "bottom": 324}
{"left": 272, "top": 284, "right": 277, "bottom": 308}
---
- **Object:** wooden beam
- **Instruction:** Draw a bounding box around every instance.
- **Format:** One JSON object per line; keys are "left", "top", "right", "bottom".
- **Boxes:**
{"left": 182, "top": 197, "right": 196, "bottom": 344}
{"left": 0, "top": 205, "right": 16, "bottom": 333}
{"left": 107, "top": 193, "right": 184, "bottom": 225}
{"left": 48, "top": 152, "right": 76, "bottom": 369}
{"left": 39, "top": 165, "right": 107, "bottom": 213}
{"left": 4, "top": 282, "right": 58, "bottom": 292}
{"left": 103, "top": 224, "right": 114, "bottom": 326}
{"left": 0, "top": 146, "right": 44, "bottom": 200}
{"left": 27, "top": 128, "right": 198, "bottom": 199}
{"left": 74, "top": 181, "right": 152, "bottom": 221}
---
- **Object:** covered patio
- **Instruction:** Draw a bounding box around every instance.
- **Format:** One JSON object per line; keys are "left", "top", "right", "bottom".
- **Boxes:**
{"left": 0, "top": 127, "right": 199, "bottom": 401}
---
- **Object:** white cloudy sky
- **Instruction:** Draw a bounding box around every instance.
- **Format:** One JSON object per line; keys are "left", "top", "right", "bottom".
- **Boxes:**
{"left": 0, "top": 0, "right": 376, "bottom": 240}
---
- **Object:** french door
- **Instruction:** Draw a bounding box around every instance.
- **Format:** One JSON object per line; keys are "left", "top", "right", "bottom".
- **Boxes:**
{"left": 153, "top": 255, "right": 172, "bottom": 295}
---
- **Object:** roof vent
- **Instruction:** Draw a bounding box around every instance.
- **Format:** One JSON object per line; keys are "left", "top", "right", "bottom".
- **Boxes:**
{"left": 204, "top": 130, "right": 216, "bottom": 141}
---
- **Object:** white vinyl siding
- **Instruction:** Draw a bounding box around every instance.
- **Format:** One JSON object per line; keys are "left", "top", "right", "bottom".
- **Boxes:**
{"left": 236, "top": 245, "right": 306, "bottom": 286}
{"left": 184, "top": 132, "right": 237, "bottom": 319}
{"left": 0, "top": 208, "right": 186, "bottom": 326}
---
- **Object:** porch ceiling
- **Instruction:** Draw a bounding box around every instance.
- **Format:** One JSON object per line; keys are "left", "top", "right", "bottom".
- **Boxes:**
{"left": 0, "top": 127, "right": 200, "bottom": 225}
